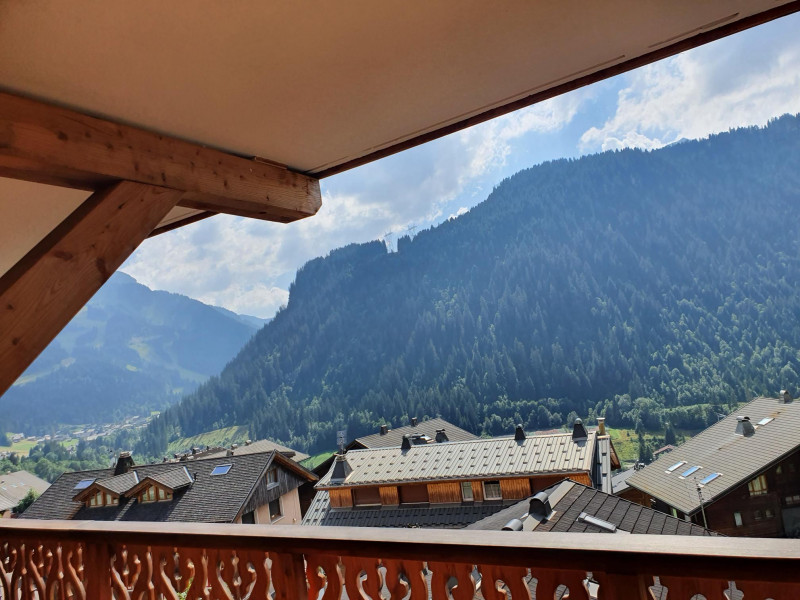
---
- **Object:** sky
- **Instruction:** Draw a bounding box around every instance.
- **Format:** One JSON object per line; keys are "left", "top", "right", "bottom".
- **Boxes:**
{"left": 122, "top": 14, "right": 800, "bottom": 319}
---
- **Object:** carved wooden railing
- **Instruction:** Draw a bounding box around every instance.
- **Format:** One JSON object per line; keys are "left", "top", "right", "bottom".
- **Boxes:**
{"left": 1, "top": 519, "right": 799, "bottom": 600}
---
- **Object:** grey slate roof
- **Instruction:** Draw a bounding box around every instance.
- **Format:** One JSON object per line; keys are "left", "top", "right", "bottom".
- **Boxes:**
{"left": 611, "top": 467, "right": 635, "bottom": 495}
{"left": 0, "top": 470, "right": 49, "bottom": 512}
{"left": 302, "top": 490, "right": 512, "bottom": 528}
{"left": 187, "top": 439, "right": 310, "bottom": 462}
{"left": 317, "top": 432, "right": 597, "bottom": 488}
{"left": 627, "top": 396, "right": 800, "bottom": 515}
{"left": 355, "top": 418, "right": 478, "bottom": 449}
{"left": 93, "top": 471, "right": 140, "bottom": 495}
{"left": 148, "top": 467, "right": 194, "bottom": 490}
{"left": 24, "top": 452, "right": 283, "bottom": 523}
{"left": 467, "top": 480, "right": 718, "bottom": 536}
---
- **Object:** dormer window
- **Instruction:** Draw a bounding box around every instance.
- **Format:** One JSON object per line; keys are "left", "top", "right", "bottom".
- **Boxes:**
{"left": 139, "top": 485, "right": 172, "bottom": 503}
{"left": 85, "top": 489, "right": 119, "bottom": 508}
{"left": 267, "top": 467, "right": 278, "bottom": 485}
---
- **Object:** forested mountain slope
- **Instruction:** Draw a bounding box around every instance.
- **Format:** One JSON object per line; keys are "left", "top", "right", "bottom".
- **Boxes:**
{"left": 139, "top": 115, "right": 800, "bottom": 456}
{"left": 1, "top": 273, "right": 264, "bottom": 432}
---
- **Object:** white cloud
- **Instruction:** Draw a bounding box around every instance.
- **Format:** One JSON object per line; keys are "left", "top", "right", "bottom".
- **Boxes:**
{"left": 580, "top": 19, "right": 800, "bottom": 152}
{"left": 449, "top": 207, "right": 469, "bottom": 220}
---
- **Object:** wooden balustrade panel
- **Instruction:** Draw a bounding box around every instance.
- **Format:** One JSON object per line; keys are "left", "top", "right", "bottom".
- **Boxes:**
{"left": 0, "top": 538, "right": 86, "bottom": 600}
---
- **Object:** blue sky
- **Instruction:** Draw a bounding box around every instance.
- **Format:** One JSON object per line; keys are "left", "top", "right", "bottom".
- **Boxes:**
{"left": 122, "top": 14, "right": 800, "bottom": 318}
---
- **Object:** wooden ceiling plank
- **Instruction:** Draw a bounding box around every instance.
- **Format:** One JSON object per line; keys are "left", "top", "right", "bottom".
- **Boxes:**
{"left": 0, "top": 181, "right": 183, "bottom": 396}
{"left": 0, "top": 92, "right": 321, "bottom": 223}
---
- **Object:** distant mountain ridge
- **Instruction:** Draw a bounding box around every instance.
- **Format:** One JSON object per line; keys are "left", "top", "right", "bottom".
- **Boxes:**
{"left": 1, "top": 272, "right": 264, "bottom": 432}
{"left": 133, "top": 114, "right": 800, "bottom": 455}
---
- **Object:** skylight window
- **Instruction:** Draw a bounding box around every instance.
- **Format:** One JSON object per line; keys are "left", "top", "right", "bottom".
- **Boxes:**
{"left": 699, "top": 473, "right": 721, "bottom": 485}
{"left": 757, "top": 417, "right": 773, "bottom": 426}
{"left": 680, "top": 466, "right": 701, "bottom": 478}
{"left": 74, "top": 479, "right": 95, "bottom": 490}
{"left": 666, "top": 461, "right": 686, "bottom": 473}
{"left": 211, "top": 464, "right": 232, "bottom": 476}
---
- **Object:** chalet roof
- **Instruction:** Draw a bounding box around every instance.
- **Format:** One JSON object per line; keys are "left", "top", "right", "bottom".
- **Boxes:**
{"left": 93, "top": 471, "right": 141, "bottom": 496}
{"left": 317, "top": 432, "right": 597, "bottom": 489}
{"left": 627, "top": 396, "right": 800, "bottom": 515}
{"left": 186, "top": 439, "right": 310, "bottom": 462}
{"left": 302, "top": 490, "right": 512, "bottom": 529}
{"left": 611, "top": 467, "right": 636, "bottom": 495}
{"left": 0, "top": 471, "right": 50, "bottom": 512}
{"left": 145, "top": 467, "right": 194, "bottom": 492}
{"left": 355, "top": 418, "right": 478, "bottom": 449}
{"left": 23, "top": 451, "right": 312, "bottom": 523}
{"left": 466, "top": 480, "right": 718, "bottom": 536}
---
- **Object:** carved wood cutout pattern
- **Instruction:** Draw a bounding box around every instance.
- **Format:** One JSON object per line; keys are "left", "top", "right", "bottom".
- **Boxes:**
{"left": 2, "top": 537, "right": 800, "bottom": 600}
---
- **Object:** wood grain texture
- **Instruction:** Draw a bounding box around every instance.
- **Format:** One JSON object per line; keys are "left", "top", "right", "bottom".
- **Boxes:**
{"left": 428, "top": 481, "right": 462, "bottom": 504}
{"left": 499, "top": 478, "right": 531, "bottom": 500}
{"left": 0, "top": 91, "right": 321, "bottom": 223}
{"left": 379, "top": 486, "right": 399, "bottom": 505}
{"left": 0, "top": 181, "right": 181, "bottom": 395}
{"left": 329, "top": 489, "right": 353, "bottom": 508}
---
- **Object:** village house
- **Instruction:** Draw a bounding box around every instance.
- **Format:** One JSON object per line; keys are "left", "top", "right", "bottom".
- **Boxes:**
{"left": 23, "top": 450, "right": 316, "bottom": 525}
{"left": 626, "top": 393, "right": 800, "bottom": 537}
{"left": 0, "top": 470, "right": 50, "bottom": 518}
{"left": 303, "top": 419, "right": 619, "bottom": 528}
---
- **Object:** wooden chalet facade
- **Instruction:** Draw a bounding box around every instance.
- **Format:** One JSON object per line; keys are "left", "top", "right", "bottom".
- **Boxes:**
{"left": 627, "top": 394, "right": 800, "bottom": 537}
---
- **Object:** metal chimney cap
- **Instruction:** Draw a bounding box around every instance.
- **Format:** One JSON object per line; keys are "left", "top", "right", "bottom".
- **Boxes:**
{"left": 514, "top": 424, "right": 525, "bottom": 441}
{"left": 401, "top": 435, "right": 412, "bottom": 450}
{"left": 502, "top": 519, "right": 524, "bottom": 531}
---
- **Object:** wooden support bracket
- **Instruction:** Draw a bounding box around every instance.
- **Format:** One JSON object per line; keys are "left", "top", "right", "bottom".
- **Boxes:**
{"left": 0, "top": 181, "right": 182, "bottom": 395}
{"left": 0, "top": 91, "right": 321, "bottom": 223}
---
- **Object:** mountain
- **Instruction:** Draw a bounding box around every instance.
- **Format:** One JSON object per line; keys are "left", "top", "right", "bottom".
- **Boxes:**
{"left": 1, "top": 272, "right": 262, "bottom": 432}
{"left": 138, "top": 115, "right": 800, "bottom": 456}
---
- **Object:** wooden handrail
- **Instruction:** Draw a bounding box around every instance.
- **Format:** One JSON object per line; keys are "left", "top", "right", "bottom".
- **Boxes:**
{"left": 1, "top": 519, "right": 799, "bottom": 599}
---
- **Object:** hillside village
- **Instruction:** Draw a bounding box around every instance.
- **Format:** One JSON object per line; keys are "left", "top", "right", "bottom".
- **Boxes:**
{"left": 16, "top": 393, "right": 799, "bottom": 540}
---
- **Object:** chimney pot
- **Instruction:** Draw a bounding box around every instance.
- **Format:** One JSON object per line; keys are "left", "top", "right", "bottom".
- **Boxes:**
{"left": 411, "top": 417, "right": 418, "bottom": 427}
{"left": 735, "top": 416, "right": 755, "bottom": 437}
{"left": 245, "top": 440, "right": 252, "bottom": 446}
{"left": 529, "top": 491, "right": 552, "bottom": 519}
{"left": 380, "top": 425, "right": 389, "bottom": 435}
{"left": 114, "top": 451, "right": 135, "bottom": 475}
{"left": 331, "top": 453, "right": 352, "bottom": 483}
{"left": 435, "top": 429, "right": 448, "bottom": 443}
{"left": 514, "top": 424, "right": 525, "bottom": 442}
{"left": 401, "top": 435, "right": 412, "bottom": 450}
{"left": 502, "top": 519, "right": 524, "bottom": 531}
{"left": 781, "top": 390, "right": 793, "bottom": 403}
{"left": 597, "top": 417, "right": 606, "bottom": 435}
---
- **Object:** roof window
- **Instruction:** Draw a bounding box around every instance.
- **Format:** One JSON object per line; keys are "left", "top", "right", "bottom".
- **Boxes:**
{"left": 74, "top": 479, "right": 95, "bottom": 490}
{"left": 665, "top": 461, "right": 686, "bottom": 473}
{"left": 211, "top": 464, "right": 232, "bottom": 476}
{"left": 680, "top": 466, "right": 701, "bottom": 478}
{"left": 577, "top": 512, "right": 617, "bottom": 532}
{"left": 757, "top": 417, "right": 773, "bottom": 426}
{"left": 699, "top": 473, "right": 721, "bottom": 485}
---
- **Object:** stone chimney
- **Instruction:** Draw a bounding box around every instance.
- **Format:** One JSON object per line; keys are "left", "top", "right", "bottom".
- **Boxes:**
{"left": 781, "top": 390, "right": 793, "bottom": 403}
{"left": 597, "top": 417, "right": 606, "bottom": 435}
{"left": 401, "top": 435, "right": 412, "bottom": 450}
{"left": 572, "top": 418, "right": 588, "bottom": 441}
{"left": 735, "top": 416, "right": 755, "bottom": 437}
{"left": 410, "top": 417, "right": 418, "bottom": 427}
{"left": 330, "top": 453, "right": 352, "bottom": 484}
{"left": 514, "top": 424, "right": 525, "bottom": 442}
{"left": 380, "top": 424, "right": 389, "bottom": 435}
{"left": 114, "top": 451, "right": 134, "bottom": 475}
{"left": 435, "top": 429, "right": 448, "bottom": 443}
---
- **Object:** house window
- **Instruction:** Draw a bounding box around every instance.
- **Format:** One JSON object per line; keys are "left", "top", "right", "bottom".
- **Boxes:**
{"left": 267, "top": 467, "right": 278, "bottom": 485}
{"left": 483, "top": 481, "right": 502, "bottom": 501}
{"left": 241, "top": 511, "right": 256, "bottom": 524}
{"left": 754, "top": 510, "right": 763, "bottom": 521}
{"left": 461, "top": 481, "right": 473, "bottom": 502}
{"left": 776, "top": 465, "right": 783, "bottom": 475}
{"left": 269, "top": 498, "right": 282, "bottom": 521}
{"left": 748, "top": 474, "right": 768, "bottom": 496}
{"left": 139, "top": 486, "right": 172, "bottom": 503}
{"left": 86, "top": 490, "right": 119, "bottom": 508}
{"left": 785, "top": 495, "right": 800, "bottom": 506}
{"left": 734, "top": 512, "right": 743, "bottom": 527}
{"left": 399, "top": 484, "right": 429, "bottom": 504}
{"left": 765, "top": 508, "right": 775, "bottom": 519}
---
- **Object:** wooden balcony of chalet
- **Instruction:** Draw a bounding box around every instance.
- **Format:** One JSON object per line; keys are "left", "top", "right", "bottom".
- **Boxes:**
{"left": 1, "top": 519, "right": 799, "bottom": 600}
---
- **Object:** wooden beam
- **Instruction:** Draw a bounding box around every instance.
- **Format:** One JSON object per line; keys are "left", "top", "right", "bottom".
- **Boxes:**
{"left": 0, "top": 92, "right": 321, "bottom": 223}
{"left": 0, "top": 181, "right": 182, "bottom": 396}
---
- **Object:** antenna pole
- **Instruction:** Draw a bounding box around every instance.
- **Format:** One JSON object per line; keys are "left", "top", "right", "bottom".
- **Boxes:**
{"left": 696, "top": 478, "right": 709, "bottom": 529}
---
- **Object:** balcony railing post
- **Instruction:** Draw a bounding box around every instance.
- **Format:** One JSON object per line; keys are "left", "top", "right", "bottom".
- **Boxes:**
{"left": 596, "top": 572, "right": 649, "bottom": 600}
{"left": 273, "top": 552, "right": 309, "bottom": 600}
{"left": 84, "top": 539, "right": 113, "bottom": 600}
